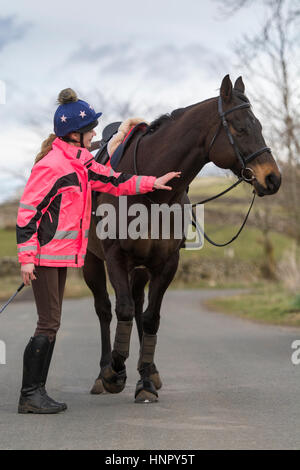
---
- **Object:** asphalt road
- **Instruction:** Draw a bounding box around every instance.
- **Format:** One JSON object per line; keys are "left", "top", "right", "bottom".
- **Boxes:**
{"left": 0, "top": 288, "right": 300, "bottom": 450}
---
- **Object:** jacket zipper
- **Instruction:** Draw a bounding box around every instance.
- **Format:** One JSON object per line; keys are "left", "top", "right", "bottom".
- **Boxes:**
{"left": 37, "top": 242, "right": 41, "bottom": 266}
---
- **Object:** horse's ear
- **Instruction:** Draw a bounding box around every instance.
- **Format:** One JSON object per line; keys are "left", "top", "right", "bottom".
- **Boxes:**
{"left": 234, "top": 76, "right": 245, "bottom": 94}
{"left": 220, "top": 75, "right": 233, "bottom": 103}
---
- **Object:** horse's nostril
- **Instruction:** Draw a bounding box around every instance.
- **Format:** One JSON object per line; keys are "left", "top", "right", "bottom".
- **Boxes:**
{"left": 266, "top": 173, "right": 280, "bottom": 192}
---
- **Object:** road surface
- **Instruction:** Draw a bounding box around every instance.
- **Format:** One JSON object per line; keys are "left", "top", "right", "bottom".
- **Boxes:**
{"left": 0, "top": 288, "right": 300, "bottom": 450}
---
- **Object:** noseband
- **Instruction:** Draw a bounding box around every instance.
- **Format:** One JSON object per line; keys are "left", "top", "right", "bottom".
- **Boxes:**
{"left": 206, "top": 95, "right": 271, "bottom": 182}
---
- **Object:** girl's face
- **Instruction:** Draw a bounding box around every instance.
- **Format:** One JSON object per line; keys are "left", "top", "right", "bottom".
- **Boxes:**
{"left": 83, "top": 129, "right": 96, "bottom": 149}
{"left": 69, "top": 129, "right": 96, "bottom": 149}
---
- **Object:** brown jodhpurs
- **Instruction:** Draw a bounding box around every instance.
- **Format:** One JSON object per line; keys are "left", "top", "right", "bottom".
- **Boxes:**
{"left": 31, "top": 266, "right": 67, "bottom": 343}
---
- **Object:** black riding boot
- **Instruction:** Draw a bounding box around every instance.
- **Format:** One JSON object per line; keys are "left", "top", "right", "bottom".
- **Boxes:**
{"left": 18, "top": 335, "right": 66, "bottom": 414}
{"left": 40, "top": 338, "right": 67, "bottom": 411}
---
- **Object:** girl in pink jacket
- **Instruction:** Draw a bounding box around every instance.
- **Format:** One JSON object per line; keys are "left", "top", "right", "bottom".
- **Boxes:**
{"left": 16, "top": 88, "right": 180, "bottom": 414}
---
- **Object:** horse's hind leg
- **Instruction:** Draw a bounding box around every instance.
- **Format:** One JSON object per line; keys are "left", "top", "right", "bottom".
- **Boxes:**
{"left": 82, "top": 249, "right": 112, "bottom": 394}
{"left": 135, "top": 251, "right": 179, "bottom": 403}
{"left": 130, "top": 268, "right": 162, "bottom": 391}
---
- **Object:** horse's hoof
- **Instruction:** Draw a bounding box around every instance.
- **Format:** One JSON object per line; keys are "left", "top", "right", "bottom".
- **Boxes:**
{"left": 135, "top": 390, "right": 158, "bottom": 403}
{"left": 90, "top": 377, "right": 104, "bottom": 395}
{"left": 150, "top": 371, "right": 162, "bottom": 390}
{"left": 135, "top": 378, "right": 158, "bottom": 403}
{"left": 101, "top": 366, "right": 127, "bottom": 394}
{"left": 138, "top": 363, "right": 162, "bottom": 390}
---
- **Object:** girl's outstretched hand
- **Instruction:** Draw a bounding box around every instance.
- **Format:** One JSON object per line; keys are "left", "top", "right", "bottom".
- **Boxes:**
{"left": 153, "top": 172, "right": 181, "bottom": 191}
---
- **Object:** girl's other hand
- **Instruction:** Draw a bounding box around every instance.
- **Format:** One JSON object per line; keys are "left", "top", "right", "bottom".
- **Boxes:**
{"left": 21, "top": 263, "right": 37, "bottom": 286}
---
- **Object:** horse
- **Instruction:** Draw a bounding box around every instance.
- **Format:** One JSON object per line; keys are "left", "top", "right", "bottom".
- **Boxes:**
{"left": 82, "top": 75, "right": 281, "bottom": 403}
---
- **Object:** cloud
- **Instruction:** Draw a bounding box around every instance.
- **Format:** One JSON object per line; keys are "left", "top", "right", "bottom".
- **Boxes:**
{"left": 67, "top": 43, "right": 131, "bottom": 63}
{"left": 67, "top": 41, "right": 219, "bottom": 82}
{"left": 0, "top": 15, "right": 30, "bottom": 52}
{"left": 0, "top": 38, "right": 229, "bottom": 137}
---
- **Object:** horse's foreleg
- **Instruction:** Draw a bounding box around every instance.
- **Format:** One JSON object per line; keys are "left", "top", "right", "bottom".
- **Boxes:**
{"left": 135, "top": 251, "right": 179, "bottom": 403}
{"left": 130, "top": 267, "right": 149, "bottom": 343}
{"left": 82, "top": 249, "right": 112, "bottom": 394}
{"left": 102, "top": 246, "right": 135, "bottom": 393}
{"left": 130, "top": 268, "right": 162, "bottom": 391}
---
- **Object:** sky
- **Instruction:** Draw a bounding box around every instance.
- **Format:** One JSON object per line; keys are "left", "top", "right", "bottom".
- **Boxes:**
{"left": 0, "top": 0, "right": 266, "bottom": 203}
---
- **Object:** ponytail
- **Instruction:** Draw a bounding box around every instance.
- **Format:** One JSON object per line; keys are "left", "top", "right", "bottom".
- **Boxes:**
{"left": 34, "top": 133, "right": 56, "bottom": 164}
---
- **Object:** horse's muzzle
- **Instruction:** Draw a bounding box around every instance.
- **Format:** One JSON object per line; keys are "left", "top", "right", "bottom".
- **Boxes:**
{"left": 253, "top": 172, "right": 282, "bottom": 196}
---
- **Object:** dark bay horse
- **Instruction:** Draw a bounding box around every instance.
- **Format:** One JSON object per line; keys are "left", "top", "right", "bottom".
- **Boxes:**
{"left": 83, "top": 75, "right": 281, "bottom": 402}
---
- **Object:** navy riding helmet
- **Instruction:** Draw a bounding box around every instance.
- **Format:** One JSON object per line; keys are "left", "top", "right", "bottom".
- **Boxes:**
{"left": 54, "top": 88, "right": 102, "bottom": 147}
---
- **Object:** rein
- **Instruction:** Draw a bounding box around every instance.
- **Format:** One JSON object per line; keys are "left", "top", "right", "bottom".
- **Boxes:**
{"left": 133, "top": 93, "right": 271, "bottom": 247}
{"left": 191, "top": 182, "right": 256, "bottom": 247}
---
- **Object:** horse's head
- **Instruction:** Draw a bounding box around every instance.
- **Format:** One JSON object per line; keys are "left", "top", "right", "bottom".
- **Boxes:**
{"left": 207, "top": 75, "right": 281, "bottom": 196}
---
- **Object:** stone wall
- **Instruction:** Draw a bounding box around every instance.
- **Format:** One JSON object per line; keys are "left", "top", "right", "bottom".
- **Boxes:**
{"left": 174, "top": 257, "right": 261, "bottom": 285}
{"left": 0, "top": 256, "right": 262, "bottom": 290}
{"left": 0, "top": 257, "right": 19, "bottom": 276}
{"left": 0, "top": 258, "right": 84, "bottom": 278}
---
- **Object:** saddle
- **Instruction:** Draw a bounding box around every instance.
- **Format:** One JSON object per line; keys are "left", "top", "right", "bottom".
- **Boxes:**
{"left": 94, "top": 120, "right": 148, "bottom": 169}
{"left": 93, "top": 121, "right": 122, "bottom": 166}
{"left": 91, "top": 120, "right": 148, "bottom": 215}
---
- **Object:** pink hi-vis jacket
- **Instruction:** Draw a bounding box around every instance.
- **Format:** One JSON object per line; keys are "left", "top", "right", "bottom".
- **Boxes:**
{"left": 16, "top": 137, "right": 156, "bottom": 267}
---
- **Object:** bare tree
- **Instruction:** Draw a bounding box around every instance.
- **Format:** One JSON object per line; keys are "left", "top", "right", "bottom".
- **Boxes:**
{"left": 216, "top": 0, "right": 300, "bottom": 253}
{"left": 216, "top": 0, "right": 300, "bottom": 160}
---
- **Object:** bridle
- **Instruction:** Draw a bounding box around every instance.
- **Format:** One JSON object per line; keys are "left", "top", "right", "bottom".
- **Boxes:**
{"left": 205, "top": 94, "right": 271, "bottom": 183}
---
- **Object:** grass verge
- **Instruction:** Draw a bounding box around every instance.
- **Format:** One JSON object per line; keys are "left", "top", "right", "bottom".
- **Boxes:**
{"left": 205, "top": 283, "right": 300, "bottom": 327}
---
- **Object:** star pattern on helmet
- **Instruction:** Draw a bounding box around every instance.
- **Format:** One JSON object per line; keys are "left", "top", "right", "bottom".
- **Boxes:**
{"left": 60, "top": 115, "right": 67, "bottom": 123}
{"left": 79, "top": 110, "right": 87, "bottom": 119}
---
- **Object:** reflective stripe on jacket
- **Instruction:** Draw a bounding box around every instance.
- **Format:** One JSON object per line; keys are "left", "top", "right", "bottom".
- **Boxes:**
{"left": 16, "top": 137, "right": 156, "bottom": 267}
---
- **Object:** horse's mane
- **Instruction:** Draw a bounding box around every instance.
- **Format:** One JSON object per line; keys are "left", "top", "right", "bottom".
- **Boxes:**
{"left": 145, "top": 107, "right": 186, "bottom": 134}
{"left": 145, "top": 91, "right": 250, "bottom": 135}
{"left": 145, "top": 98, "right": 218, "bottom": 135}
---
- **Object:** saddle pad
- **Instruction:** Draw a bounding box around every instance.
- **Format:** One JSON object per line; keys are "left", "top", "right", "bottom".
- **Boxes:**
{"left": 110, "top": 122, "right": 148, "bottom": 170}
